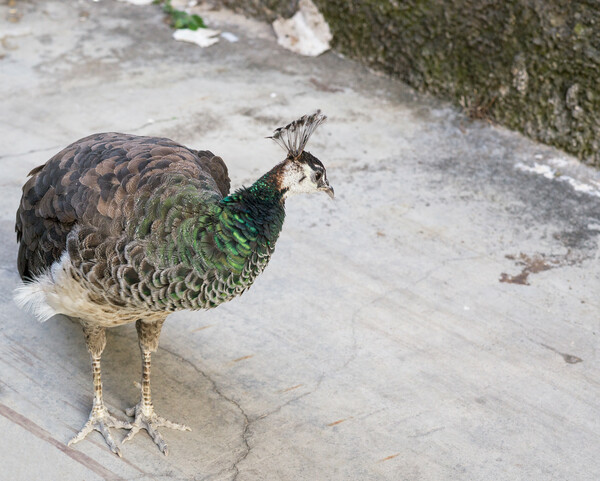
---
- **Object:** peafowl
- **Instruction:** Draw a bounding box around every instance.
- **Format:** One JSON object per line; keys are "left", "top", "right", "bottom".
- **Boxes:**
{"left": 14, "top": 111, "right": 333, "bottom": 456}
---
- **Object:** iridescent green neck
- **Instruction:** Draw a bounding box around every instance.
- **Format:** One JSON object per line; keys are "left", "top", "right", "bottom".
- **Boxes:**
{"left": 138, "top": 167, "right": 287, "bottom": 308}
{"left": 247, "top": 164, "right": 285, "bottom": 203}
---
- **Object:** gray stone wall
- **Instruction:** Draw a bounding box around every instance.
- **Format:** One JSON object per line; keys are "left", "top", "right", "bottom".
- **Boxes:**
{"left": 219, "top": 0, "right": 600, "bottom": 167}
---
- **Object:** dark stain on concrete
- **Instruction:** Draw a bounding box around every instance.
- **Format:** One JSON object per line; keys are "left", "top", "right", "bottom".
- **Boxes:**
{"left": 540, "top": 343, "right": 583, "bottom": 364}
{"left": 309, "top": 77, "right": 343, "bottom": 93}
{"left": 500, "top": 252, "right": 579, "bottom": 285}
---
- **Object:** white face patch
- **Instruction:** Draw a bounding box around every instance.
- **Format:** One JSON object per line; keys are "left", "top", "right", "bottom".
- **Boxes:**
{"left": 280, "top": 161, "right": 324, "bottom": 199}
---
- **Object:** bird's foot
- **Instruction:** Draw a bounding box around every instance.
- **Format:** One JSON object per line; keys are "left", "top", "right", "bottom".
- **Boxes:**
{"left": 123, "top": 402, "right": 191, "bottom": 456}
{"left": 68, "top": 404, "right": 131, "bottom": 457}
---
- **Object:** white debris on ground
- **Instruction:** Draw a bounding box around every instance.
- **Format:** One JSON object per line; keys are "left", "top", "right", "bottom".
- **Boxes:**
{"left": 515, "top": 161, "right": 600, "bottom": 198}
{"left": 189, "top": 4, "right": 275, "bottom": 41}
{"left": 272, "top": 0, "right": 332, "bottom": 57}
{"left": 117, "top": 0, "right": 269, "bottom": 49}
{"left": 173, "top": 27, "right": 220, "bottom": 47}
{"left": 220, "top": 32, "right": 239, "bottom": 43}
{"left": 117, "top": 0, "right": 154, "bottom": 5}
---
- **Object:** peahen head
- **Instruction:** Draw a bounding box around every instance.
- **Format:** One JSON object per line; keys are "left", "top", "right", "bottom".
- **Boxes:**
{"left": 269, "top": 111, "right": 334, "bottom": 200}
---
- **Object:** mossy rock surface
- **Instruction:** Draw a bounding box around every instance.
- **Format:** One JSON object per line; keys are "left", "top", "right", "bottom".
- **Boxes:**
{"left": 219, "top": 0, "right": 600, "bottom": 166}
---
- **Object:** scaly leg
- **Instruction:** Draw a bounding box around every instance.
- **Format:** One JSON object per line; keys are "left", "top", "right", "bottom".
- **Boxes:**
{"left": 69, "top": 324, "right": 130, "bottom": 456}
{"left": 123, "top": 319, "right": 191, "bottom": 455}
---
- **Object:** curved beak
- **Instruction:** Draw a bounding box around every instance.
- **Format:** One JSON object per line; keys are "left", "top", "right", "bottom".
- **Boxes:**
{"left": 318, "top": 179, "right": 334, "bottom": 199}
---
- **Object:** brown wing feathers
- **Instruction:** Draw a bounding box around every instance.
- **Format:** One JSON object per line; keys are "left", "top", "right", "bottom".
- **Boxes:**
{"left": 194, "top": 150, "right": 230, "bottom": 197}
{"left": 16, "top": 133, "right": 230, "bottom": 280}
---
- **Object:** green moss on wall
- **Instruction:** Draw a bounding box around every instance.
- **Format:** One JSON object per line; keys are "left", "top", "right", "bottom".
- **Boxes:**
{"left": 219, "top": 0, "right": 600, "bottom": 166}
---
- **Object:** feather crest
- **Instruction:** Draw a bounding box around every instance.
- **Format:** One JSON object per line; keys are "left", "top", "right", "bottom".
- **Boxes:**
{"left": 268, "top": 110, "right": 327, "bottom": 158}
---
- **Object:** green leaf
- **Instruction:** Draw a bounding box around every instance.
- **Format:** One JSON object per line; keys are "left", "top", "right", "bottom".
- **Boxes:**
{"left": 191, "top": 14, "right": 206, "bottom": 28}
{"left": 160, "top": 0, "right": 206, "bottom": 30}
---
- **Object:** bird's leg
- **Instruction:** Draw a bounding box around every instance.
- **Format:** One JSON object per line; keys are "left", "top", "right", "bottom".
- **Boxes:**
{"left": 68, "top": 324, "right": 130, "bottom": 456}
{"left": 123, "top": 319, "right": 191, "bottom": 455}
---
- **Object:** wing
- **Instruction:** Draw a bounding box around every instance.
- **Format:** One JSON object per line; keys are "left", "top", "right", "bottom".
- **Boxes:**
{"left": 16, "top": 132, "right": 230, "bottom": 280}
{"left": 194, "top": 150, "right": 230, "bottom": 198}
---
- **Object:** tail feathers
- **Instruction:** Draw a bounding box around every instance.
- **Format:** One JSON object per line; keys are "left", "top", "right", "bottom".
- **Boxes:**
{"left": 14, "top": 278, "right": 58, "bottom": 322}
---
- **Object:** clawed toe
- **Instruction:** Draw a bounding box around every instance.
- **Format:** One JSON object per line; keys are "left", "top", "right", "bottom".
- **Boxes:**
{"left": 68, "top": 405, "right": 131, "bottom": 457}
{"left": 123, "top": 403, "right": 191, "bottom": 455}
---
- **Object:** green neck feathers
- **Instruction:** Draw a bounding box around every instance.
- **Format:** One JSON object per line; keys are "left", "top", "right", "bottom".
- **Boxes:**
{"left": 140, "top": 166, "right": 287, "bottom": 277}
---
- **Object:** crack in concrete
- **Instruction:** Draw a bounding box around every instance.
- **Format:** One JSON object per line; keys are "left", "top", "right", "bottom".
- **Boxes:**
{"left": 159, "top": 344, "right": 330, "bottom": 480}
{"left": 254, "top": 373, "right": 326, "bottom": 424}
{"left": 0, "top": 117, "right": 176, "bottom": 162}
{"left": 340, "top": 287, "right": 401, "bottom": 372}
{"left": 0, "top": 144, "right": 62, "bottom": 160}
{"left": 413, "top": 254, "right": 483, "bottom": 286}
{"left": 335, "top": 255, "right": 480, "bottom": 373}
{"left": 229, "top": 416, "right": 250, "bottom": 481}
{"left": 129, "top": 117, "right": 178, "bottom": 134}
{"left": 408, "top": 426, "right": 445, "bottom": 438}
{"left": 158, "top": 345, "right": 251, "bottom": 481}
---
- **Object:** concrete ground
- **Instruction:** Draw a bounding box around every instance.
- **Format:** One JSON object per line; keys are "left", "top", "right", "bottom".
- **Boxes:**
{"left": 1, "top": 1, "right": 600, "bottom": 480}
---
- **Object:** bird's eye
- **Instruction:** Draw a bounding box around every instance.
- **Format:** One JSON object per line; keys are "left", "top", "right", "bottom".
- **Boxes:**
{"left": 315, "top": 171, "right": 322, "bottom": 181}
